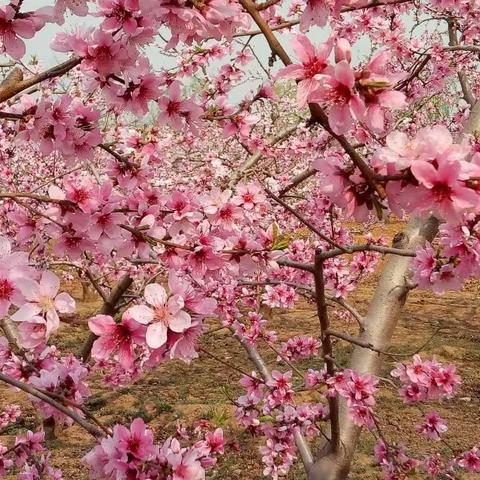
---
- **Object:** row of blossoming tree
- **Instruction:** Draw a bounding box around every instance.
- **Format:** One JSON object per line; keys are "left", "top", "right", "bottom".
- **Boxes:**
{"left": 0, "top": 0, "right": 480, "bottom": 479}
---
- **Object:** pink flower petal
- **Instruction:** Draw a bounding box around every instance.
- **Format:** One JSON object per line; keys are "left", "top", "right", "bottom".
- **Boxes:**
{"left": 146, "top": 322, "right": 168, "bottom": 349}
{"left": 169, "top": 310, "right": 191, "bottom": 333}
{"left": 54, "top": 292, "right": 76, "bottom": 313}
{"left": 126, "top": 305, "right": 155, "bottom": 325}
{"left": 144, "top": 283, "right": 168, "bottom": 308}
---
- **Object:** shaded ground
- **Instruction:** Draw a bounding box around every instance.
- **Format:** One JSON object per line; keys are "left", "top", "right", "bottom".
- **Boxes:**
{"left": 1, "top": 222, "right": 479, "bottom": 479}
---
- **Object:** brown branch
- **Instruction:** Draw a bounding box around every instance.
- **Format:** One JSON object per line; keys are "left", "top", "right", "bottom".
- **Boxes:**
{"left": 444, "top": 45, "right": 480, "bottom": 53}
{"left": 0, "top": 111, "right": 24, "bottom": 120}
{"left": 277, "top": 259, "right": 315, "bottom": 273}
{"left": 279, "top": 168, "right": 317, "bottom": 197}
{"left": 325, "top": 329, "right": 393, "bottom": 357}
{"left": 318, "top": 243, "right": 415, "bottom": 260}
{"left": 395, "top": 55, "right": 431, "bottom": 91}
{"left": 233, "top": 20, "right": 300, "bottom": 37}
{"left": 0, "top": 57, "right": 81, "bottom": 104}
{"left": 313, "top": 251, "right": 340, "bottom": 453}
{"left": 98, "top": 143, "right": 128, "bottom": 163}
{"left": 255, "top": 0, "right": 281, "bottom": 10}
{"left": 0, "top": 372, "right": 104, "bottom": 438}
{"left": 79, "top": 274, "right": 133, "bottom": 361}
{"left": 0, "top": 192, "right": 75, "bottom": 206}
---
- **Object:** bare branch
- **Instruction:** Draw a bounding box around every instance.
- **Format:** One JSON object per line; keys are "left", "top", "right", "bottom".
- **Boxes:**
{"left": 313, "top": 251, "right": 341, "bottom": 453}
{"left": 265, "top": 187, "right": 347, "bottom": 251}
{"left": 0, "top": 57, "right": 81, "bottom": 104}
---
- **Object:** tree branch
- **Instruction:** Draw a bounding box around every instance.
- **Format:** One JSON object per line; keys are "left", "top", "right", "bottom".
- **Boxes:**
{"left": 279, "top": 168, "right": 317, "bottom": 197}
{"left": 313, "top": 251, "right": 341, "bottom": 453}
{"left": 0, "top": 57, "right": 81, "bottom": 104}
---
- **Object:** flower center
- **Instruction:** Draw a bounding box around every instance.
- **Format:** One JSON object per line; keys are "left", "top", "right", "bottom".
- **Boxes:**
{"left": 154, "top": 306, "right": 170, "bottom": 325}
{"left": 326, "top": 83, "right": 352, "bottom": 104}
{"left": 432, "top": 183, "right": 452, "bottom": 203}
{"left": 38, "top": 295, "right": 54, "bottom": 311}
{"left": 0, "top": 278, "right": 14, "bottom": 300}
{"left": 304, "top": 58, "right": 327, "bottom": 78}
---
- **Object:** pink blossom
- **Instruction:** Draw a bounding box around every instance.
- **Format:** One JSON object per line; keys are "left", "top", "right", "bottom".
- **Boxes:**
{"left": 411, "top": 158, "right": 479, "bottom": 221}
{"left": 277, "top": 35, "right": 333, "bottom": 106}
{"left": 12, "top": 271, "right": 75, "bottom": 337}
{"left": 89, "top": 313, "right": 146, "bottom": 369}
{"left": 127, "top": 283, "right": 191, "bottom": 349}
{"left": 312, "top": 60, "right": 365, "bottom": 135}
{"left": 457, "top": 447, "right": 480, "bottom": 472}
{"left": 416, "top": 411, "right": 447, "bottom": 441}
{"left": 158, "top": 81, "right": 202, "bottom": 131}
{"left": 0, "top": 5, "right": 36, "bottom": 59}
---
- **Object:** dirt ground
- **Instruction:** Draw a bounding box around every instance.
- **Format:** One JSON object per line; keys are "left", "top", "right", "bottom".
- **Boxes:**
{"left": 1, "top": 221, "right": 479, "bottom": 479}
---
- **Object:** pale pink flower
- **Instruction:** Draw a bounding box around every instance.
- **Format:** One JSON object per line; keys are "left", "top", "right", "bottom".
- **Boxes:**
{"left": 0, "top": 5, "right": 36, "bottom": 59}
{"left": 12, "top": 271, "right": 75, "bottom": 336}
{"left": 127, "top": 283, "right": 191, "bottom": 349}
{"left": 232, "top": 183, "right": 266, "bottom": 211}
{"left": 169, "top": 449, "right": 204, "bottom": 480}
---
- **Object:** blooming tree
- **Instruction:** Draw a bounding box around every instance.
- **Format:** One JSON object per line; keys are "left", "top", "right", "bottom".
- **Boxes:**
{"left": 0, "top": 0, "right": 479, "bottom": 479}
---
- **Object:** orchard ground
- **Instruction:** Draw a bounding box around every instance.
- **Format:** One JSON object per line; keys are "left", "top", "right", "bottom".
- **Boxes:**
{"left": 1, "top": 220, "right": 479, "bottom": 479}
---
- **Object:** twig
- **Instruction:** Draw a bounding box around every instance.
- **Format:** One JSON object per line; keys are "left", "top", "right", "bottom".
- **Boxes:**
{"left": 278, "top": 168, "right": 317, "bottom": 197}
{"left": 318, "top": 243, "right": 416, "bottom": 260}
{"left": 277, "top": 259, "right": 314, "bottom": 273}
{"left": 199, "top": 347, "right": 266, "bottom": 383}
{"left": 265, "top": 187, "right": 347, "bottom": 251}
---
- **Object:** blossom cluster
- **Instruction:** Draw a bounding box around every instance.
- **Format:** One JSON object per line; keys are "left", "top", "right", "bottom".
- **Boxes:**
{"left": 391, "top": 355, "right": 461, "bottom": 404}
{"left": 84, "top": 417, "right": 225, "bottom": 480}
{"left": 0, "top": 430, "right": 63, "bottom": 479}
